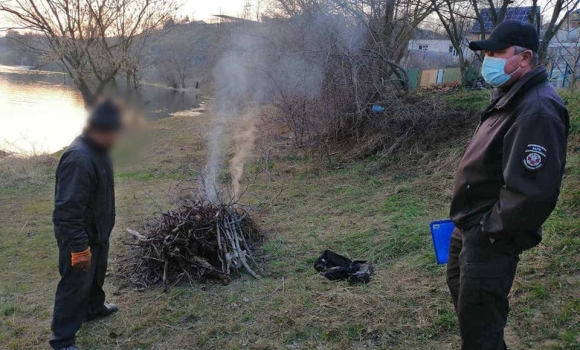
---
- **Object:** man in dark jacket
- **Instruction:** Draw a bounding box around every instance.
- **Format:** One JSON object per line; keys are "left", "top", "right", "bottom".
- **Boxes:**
{"left": 447, "top": 21, "right": 569, "bottom": 350}
{"left": 50, "top": 100, "right": 123, "bottom": 350}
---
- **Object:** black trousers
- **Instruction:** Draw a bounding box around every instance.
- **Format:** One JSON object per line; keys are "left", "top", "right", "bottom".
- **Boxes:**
{"left": 447, "top": 227, "right": 521, "bottom": 350}
{"left": 49, "top": 241, "right": 109, "bottom": 349}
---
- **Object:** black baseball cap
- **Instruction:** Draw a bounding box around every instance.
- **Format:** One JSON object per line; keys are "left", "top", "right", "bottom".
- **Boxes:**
{"left": 469, "top": 20, "right": 539, "bottom": 53}
{"left": 88, "top": 99, "right": 123, "bottom": 131}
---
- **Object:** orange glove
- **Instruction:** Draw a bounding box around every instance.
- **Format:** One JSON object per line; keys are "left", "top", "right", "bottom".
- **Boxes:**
{"left": 71, "top": 248, "right": 92, "bottom": 272}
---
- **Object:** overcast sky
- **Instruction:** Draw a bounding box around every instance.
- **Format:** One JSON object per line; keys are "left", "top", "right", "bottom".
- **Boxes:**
{"left": 0, "top": 0, "right": 247, "bottom": 32}
{"left": 0, "top": 0, "right": 559, "bottom": 33}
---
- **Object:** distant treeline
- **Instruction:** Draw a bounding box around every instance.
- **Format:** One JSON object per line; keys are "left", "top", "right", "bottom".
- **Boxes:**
{"left": 0, "top": 22, "right": 223, "bottom": 88}
{"left": 0, "top": 35, "right": 36, "bottom": 67}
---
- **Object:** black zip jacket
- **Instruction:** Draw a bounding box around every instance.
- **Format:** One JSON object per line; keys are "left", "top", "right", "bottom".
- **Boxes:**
{"left": 53, "top": 135, "right": 115, "bottom": 252}
{"left": 450, "top": 66, "right": 569, "bottom": 249}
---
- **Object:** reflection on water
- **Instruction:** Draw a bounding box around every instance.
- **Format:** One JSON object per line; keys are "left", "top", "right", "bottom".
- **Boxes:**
{"left": 0, "top": 66, "right": 85, "bottom": 154}
{"left": 0, "top": 65, "right": 199, "bottom": 154}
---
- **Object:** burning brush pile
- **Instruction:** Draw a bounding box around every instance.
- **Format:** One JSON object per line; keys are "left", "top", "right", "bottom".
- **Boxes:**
{"left": 119, "top": 199, "right": 263, "bottom": 288}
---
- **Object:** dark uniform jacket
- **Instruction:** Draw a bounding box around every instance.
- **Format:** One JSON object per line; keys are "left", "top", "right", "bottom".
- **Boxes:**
{"left": 53, "top": 135, "right": 115, "bottom": 252}
{"left": 450, "top": 66, "right": 569, "bottom": 250}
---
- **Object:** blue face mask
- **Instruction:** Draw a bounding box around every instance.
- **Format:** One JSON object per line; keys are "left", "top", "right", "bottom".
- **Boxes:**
{"left": 481, "top": 55, "right": 521, "bottom": 87}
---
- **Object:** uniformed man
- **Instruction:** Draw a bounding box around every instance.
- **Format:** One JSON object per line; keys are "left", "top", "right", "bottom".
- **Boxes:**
{"left": 50, "top": 100, "right": 122, "bottom": 350}
{"left": 447, "top": 21, "right": 569, "bottom": 349}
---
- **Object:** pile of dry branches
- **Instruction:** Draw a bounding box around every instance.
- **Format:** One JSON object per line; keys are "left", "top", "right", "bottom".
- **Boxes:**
{"left": 119, "top": 199, "right": 263, "bottom": 288}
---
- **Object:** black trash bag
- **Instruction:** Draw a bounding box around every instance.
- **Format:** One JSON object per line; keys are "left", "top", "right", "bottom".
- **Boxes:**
{"left": 314, "top": 250, "right": 374, "bottom": 284}
{"left": 314, "top": 250, "right": 352, "bottom": 272}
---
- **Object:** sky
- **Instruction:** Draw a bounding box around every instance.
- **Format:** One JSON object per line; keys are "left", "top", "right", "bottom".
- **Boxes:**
{"left": 0, "top": 0, "right": 559, "bottom": 32}
{"left": 0, "top": 0, "right": 247, "bottom": 31}
{"left": 178, "top": 0, "right": 248, "bottom": 21}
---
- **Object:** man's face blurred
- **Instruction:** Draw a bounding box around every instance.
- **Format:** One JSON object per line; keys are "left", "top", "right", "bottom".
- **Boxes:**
{"left": 88, "top": 129, "right": 121, "bottom": 150}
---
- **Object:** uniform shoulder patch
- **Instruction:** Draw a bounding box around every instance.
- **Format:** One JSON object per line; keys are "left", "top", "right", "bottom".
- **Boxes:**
{"left": 523, "top": 144, "right": 546, "bottom": 171}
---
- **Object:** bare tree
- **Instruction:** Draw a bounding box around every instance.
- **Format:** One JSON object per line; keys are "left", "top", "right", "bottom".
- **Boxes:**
{"left": 472, "top": 0, "right": 511, "bottom": 38}
{"left": 267, "top": 0, "right": 437, "bottom": 90}
{"left": 123, "top": 33, "right": 155, "bottom": 95}
{"left": 547, "top": 25, "right": 580, "bottom": 89}
{"left": 470, "top": 0, "right": 580, "bottom": 62}
{"left": 330, "top": 0, "right": 436, "bottom": 88}
{"left": 242, "top": 0, "right": 253, "bottom": 19}
{"left": 536, "top": 0, "right": 580, "bottom": 61}
{"left": 223, "top": 0, "right": 446, "bottom": 156}
{"left": 158, "top": 44, "right": 196, "bottom": 89}
{"left": 254, "top": 0, "right": 265, "bottom": 21}
{"left": 241, "top": 0, "right": 266, "bottom": 21}
{"left": 431, "top": 0, "right": 474, "bottom": 84}
{"left": 0, "top": 0, "right": 178, "bottom": 106}
{"left": 155, "top": 25, "right": 210, "bottom": 90}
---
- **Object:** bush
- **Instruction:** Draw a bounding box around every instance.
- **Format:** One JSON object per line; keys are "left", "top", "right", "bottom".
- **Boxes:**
{"left": 233, "top": 12, "right": 481, "bottom": 160}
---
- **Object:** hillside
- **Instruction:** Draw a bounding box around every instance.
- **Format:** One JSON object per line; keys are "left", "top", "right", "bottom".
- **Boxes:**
{"left": 0, "top": 89, "right": 578, "bottom": 349}
{"left": 0, "top": 22, "right": 226, "bottom": 87}
{"left": 0, "top": 36, "right": 23, "bottom": 66}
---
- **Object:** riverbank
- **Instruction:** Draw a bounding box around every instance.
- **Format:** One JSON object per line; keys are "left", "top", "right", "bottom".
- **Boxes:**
{"left": 0, "top": 91, "right": 579, "bottom": 349}
{"left": 0, "top": 64, "right": 203, "bottom": 155}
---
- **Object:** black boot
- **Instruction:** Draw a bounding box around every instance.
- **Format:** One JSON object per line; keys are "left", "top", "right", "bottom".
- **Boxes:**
{"left": 85, "top": 304, "right": 118, "bottom": 322}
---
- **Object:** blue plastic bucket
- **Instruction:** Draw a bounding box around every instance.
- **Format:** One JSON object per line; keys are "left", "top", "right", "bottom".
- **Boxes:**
{"left": 429, "top": 219, "right": 455, "bottom": 264}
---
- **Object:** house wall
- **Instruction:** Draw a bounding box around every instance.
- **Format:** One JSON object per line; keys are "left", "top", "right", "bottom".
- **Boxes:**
{"left": 407, "top": 39, "right": 474, "bottom": 69}
{"left": 471, "top": 33, "right": 490, "bottom": 41}
{"left": 547, "top": 44, "right": 580, "bottom": 88}
{"left": 555, "top": 28, "right": 580, "bottom": 42}
{"left": 569, "top": 11, "right": 580, "bottom": 29}
{"left": 408, "top": 39, "right": 458, "bottom": 54}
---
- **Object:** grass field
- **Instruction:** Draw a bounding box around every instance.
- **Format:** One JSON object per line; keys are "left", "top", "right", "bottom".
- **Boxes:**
{"left": 0, "top": 89, "right": 579, "bottom": 349}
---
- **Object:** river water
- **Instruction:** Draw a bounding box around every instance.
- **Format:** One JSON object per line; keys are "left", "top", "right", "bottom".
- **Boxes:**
{"left": 0, "top": 65, "right": 199, "bottom": 154}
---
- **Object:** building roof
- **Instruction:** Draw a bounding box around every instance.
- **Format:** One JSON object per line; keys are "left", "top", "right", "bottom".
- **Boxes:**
{"left": 212, "top": 15, "right": 258, "bottom": 24}
{"left": 471, "top": 6, "right": 540, "bottom": 33}
{"left": 413, "top": 28, "right": 449, "bottom": 40}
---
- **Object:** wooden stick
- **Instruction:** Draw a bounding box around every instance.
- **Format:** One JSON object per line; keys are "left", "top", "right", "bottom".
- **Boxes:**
{"left": 216, "top": 223, "right": 226, "bottom": 274}
{"left": 126, "top": 228, "right": 150, "bottom": 241}
{"left": 228, "top": 219, "right": 260, "bottom": 279}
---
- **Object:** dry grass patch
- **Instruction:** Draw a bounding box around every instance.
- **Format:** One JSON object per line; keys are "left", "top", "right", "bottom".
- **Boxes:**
{"left": 0, "top": 153, "right": 57, "bottom": 189}
{"left": 0, "top": 92, "right": 579, "bottom": 349}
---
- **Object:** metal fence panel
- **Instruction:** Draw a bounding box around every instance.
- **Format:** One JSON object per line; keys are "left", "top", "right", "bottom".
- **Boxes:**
{"left": 442, "top": 68, "right": 461, "bottom": 83}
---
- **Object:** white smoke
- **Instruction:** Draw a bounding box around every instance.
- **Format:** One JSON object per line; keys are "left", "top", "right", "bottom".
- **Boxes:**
{"left": 229, "top": 112, "right": 258, "bottom": 199}
{"left": 204, "top": 13, "right": 364, "bottom": 201}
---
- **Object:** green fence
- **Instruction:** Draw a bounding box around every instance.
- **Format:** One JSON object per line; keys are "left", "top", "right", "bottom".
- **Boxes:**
{"left": 407, "top": 68, "right": 420, "bottom": 90}
{"left": 407, "top": 67, "right": 480, "bottom": 90}
{"left": 442, "top": 68, "right": 461, "bottom": 84}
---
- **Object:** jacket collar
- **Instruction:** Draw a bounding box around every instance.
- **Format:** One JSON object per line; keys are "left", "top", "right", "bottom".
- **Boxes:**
{"left": 492, "top": 66, "right": 549, "bottom": 110}
{"left": 80, "top": 133, "right": 109, "bottom": 155}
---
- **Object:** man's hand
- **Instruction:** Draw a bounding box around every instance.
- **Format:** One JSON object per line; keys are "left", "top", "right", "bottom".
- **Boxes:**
{"left": 71, "top": 248, "right": 91, "bottom": 272}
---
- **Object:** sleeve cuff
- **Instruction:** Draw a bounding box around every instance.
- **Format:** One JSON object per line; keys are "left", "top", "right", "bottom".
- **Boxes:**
{"left": 70, "top": 243, "right": 89, "bottom": 253}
